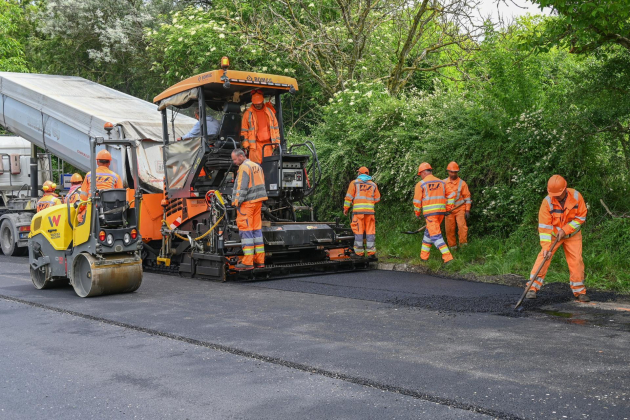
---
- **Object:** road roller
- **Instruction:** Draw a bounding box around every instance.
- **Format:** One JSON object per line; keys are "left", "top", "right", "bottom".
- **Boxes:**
{"left": 28, "top": 137, "right": 144, "bottom": 297}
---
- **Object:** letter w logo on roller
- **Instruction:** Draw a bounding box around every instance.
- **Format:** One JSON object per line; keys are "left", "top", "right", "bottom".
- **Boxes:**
{"left": 48, "top": 215, "right": 61, "bottom": 227}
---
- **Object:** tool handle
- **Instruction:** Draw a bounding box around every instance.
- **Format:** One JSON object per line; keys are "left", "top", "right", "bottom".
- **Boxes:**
{"left": 514, "top": 235, "right": 561, "bottom": 309}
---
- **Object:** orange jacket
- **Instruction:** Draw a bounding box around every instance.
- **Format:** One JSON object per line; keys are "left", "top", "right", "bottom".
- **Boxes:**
{"left": 444, "top": 177, "right": 471, "bottom": 211}
{"left": 241, "top": 104, "right": 280, "bottom": 152}
{"left": 64, "top": 185, "right": 82, "bottom": 205}
{"left": 344, "top": 178, "right": 381, "bottom": 215}
{"left": 413, "top": 174, "right": 450, "bottom": 218}
{"left": 232, "top": 159, "right": 268, "bottom": 207}
{"left": 37, "top": 193, "right": 62, "bottom": 212}
{"left": 538, "top": 188, "right": 587, "bottom": 251}
{"left": 79, "top": 165, "right": 123, "bottom": 200}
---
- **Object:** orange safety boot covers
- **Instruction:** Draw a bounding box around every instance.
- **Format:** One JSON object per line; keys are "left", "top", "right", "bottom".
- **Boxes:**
{"left": 232, "top": 159, "right": 268, "bottom": 267}
{"left": 413, "top": 174, "right": 453, "bottom": 262}
{"left": 444, "top": 177, "right": 472, "bottom": 247}
{"left": 344, "top": 175, "right": 380, "bottom": 256}
{"left": 529, "top": 188, "right": 588, "bottom": 296}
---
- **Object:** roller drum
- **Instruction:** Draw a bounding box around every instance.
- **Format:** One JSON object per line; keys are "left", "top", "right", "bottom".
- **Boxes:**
{"left": 72, "top": 253, "right": 143, "bottom": 298}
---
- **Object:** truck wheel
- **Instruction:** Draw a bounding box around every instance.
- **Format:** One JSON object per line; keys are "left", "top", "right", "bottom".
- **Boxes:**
{"left": 0, "top": 219, "right": 22, "bottom": 257}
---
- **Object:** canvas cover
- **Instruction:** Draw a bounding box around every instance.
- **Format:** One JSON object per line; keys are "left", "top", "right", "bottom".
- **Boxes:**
{"left": 0, "top": 72, "right": 196, "bottom": 192}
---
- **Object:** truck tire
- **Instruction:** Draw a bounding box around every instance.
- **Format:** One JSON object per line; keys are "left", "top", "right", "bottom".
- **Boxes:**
{"left": 0, "top": 219, "right": 24, "bottom": 256}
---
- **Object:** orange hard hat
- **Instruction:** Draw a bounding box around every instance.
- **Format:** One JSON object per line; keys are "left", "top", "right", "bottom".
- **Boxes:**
{"left": 357, "top": 166, "right": 369, "bottom": 175}
{"left": 251, "top": 89, "right": 264, "bottom": 105}
{"left": 447, "top": 161, "right": 460, "bottom": 172}
{"left": 70, "top": 173, "right": 83, "bottom": 184}
{"left": 96, "top": 149, "right": 112, "bottom": 161}
{"left": 417, "top": 162, "right": 432, "bottom": 175}
{"left": 547, "top": 175, "right": 567, "bottom": 197}
{"left": 42, "top": 180, "right": 57, "bottom": 192}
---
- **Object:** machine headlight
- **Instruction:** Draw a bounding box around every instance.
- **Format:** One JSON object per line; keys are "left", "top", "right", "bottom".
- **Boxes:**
{"left": 123, "top": 233, "right": 131, "bottom": 244}
{"left": 106, "top": 234, "right": 114, "bottom": 246}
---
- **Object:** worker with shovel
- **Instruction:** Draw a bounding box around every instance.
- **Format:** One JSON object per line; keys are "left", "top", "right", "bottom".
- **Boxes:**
{"left": 413, "top": 163, "right": 453, "bottom": 264}
{"left": 525, "top": 175, "right": 589, "bottom": 302}
{"left": 343, "top": 166, "right": 381, "bottom": 258}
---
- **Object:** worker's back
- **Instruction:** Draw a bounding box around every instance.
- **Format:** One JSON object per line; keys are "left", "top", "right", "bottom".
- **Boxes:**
{"left": 37, "top": 193, "right": 61, "bottom": 212}
{"left": 80, "top": 165, "right": 123, "bottom": 200}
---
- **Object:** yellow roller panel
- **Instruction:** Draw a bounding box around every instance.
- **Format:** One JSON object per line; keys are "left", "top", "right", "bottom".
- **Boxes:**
{"left": 30, "top": 204, "right": 75, "bottom": 251}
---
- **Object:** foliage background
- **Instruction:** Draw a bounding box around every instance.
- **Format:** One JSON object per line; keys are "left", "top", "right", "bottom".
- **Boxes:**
{"left": 1, "top": 0, "right": 629, "bottom": 290}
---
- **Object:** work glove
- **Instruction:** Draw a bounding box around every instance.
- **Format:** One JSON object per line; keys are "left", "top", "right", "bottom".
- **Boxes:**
{"left": 465, "top": 211, "right": 470, "bottom": 220}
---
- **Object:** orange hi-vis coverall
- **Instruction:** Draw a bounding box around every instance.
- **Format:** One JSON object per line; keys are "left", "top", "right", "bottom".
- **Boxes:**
{"left": 64, "top": 185, "right": 82, "bottom": 205}
{"left": 414, "top": 174, "right": 453, "bottom": 262}
{"left": 36, "top": 193, "right": 61, "bottom": 213}
{"left": 232, "top": 159, "right": 268, "bottom": 267}
{"left": 78, "top": 166, "right": 123, "bottom": 223}
{"left": 529, "top": 188, "right": 588, "bottom": 296}
{"left": 241, "top": 104, "right": 280, "bottom": 164}
{"left": 344, "top": 177, "right": 381, "bottom": 256}
{"left": 444, "top": 177, "right": 472, "bottom": 247}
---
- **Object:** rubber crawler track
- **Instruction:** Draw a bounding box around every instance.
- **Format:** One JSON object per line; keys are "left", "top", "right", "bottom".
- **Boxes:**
{"left": 0, "top": 293, "right": 525, "bottom": 420}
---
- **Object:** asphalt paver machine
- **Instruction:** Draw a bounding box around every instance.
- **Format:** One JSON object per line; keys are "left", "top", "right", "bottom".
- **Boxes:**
{"left": 148, "top": 62, "right": 371, "bottom": 280}
{"left": 28, "top": 137, "right": 144, "bottom": 297}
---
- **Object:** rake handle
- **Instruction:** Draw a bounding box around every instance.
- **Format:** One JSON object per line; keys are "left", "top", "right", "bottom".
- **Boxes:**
{"left": 514, "top": 235, "right": 562, "bottom": 309}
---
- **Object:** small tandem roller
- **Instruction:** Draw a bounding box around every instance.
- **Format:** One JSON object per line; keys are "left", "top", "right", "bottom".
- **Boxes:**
{"left": 28, "top": 136, "right": 143, "bottom": 297}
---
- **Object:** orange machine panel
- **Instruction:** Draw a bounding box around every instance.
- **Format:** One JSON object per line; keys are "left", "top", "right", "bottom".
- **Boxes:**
{"left": 127, "top": 190, "right": 164, "bottom": 242}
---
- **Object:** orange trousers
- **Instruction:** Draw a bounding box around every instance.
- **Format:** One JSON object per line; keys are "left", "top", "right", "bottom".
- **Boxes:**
{"left": 351, "top": 213, "right": 375, "bottom": 256}
{"left": 421, "top": 215, "right": 453, "bottom": 262}
{"left": 445, "top": 206, "right": 468, "bottom": 247}
{"left": 528, "top": 231, "right": 586, "bottom": 296}
{"left": 236, "top": 201, "right": 264, "bottom": 266}
{"left": 248, "top": 141, "right": 274, "bottom": 164}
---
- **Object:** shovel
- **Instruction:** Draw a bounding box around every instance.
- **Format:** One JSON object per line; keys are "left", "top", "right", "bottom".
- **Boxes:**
{"left": 514, "top": 235, "right": 561, "bottom": 309}
{"left": 401, "top": 203, "right": 465, "bottom": 235}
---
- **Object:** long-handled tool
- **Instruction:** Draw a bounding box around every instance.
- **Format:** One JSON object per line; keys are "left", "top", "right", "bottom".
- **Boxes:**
{"left": 401, "top": 203, "right": 465, "bottom": 235}
{"left": 514, "top": 235, "right": 561, "bottom": 309}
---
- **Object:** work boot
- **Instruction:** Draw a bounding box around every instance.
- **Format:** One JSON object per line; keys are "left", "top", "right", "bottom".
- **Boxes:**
{"left": 443, "top": 259, "right": 453, "bottom": 266}
{"left": 351, "top": 253, "right": 365, "bottom": 260}
{"left": 577, "top": 294, "right": 590, "bottom": 303}
{"left": 254, "top": 263, "right": 265, "bottom": 269}
{"left": 450, "top": 245, "right": 458, "bottom": 251}
{"left": 525, "top": 289, "right": 537, "bottom": 299}
{"left": 235, "top": 263, "right": 254, "bottom": 271}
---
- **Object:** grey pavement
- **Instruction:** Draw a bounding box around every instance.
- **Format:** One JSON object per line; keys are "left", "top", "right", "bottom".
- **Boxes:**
{"left": 0, "top": 255, "right": 629, "bottom": 420}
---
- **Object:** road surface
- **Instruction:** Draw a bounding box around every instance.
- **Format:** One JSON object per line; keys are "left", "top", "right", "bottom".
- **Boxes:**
{"left": 0, "top": 254, "right": 628, "bottom": 419}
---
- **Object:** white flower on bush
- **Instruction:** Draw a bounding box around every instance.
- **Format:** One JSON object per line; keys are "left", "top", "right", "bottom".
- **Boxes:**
{"left": 218, "top": 33, "right": 225, "bottom": 38}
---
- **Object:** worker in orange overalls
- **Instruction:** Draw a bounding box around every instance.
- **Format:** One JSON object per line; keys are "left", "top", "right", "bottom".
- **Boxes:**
{"left": 414, "top": 162, "right": 453, "bottom": 264}
{"left": 241, "top": 89, "right": 280, "bottom": 164}
{"left": 443, "top": 161, "right": 472, "bottom": 250}
{"left": 78, "top": 150, "right": 123, "bottom": 223}
{"left": 525, "top": 175, "right": 589, "bottom": 302}
{"left": 36, "top": 181, "right": 62, "bottom": 212}
{"left": 64, "top": 173, "right": 83, "bottom": 205}
{"left": 231, "top": 148, "right": 268, "bottom": 270}
{"left": 343, "top": 166, "right": 381, "bottom": 257}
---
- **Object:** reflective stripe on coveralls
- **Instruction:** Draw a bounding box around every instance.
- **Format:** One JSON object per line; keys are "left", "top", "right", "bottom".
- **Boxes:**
{"left": 345, "top": 178, "right": 380, "bottom": 255}
{"left": 37, "top": 194, "right": 62, "bottom": 212}
{"left": 241, "top": 104, "right": 280, "bottom": 164}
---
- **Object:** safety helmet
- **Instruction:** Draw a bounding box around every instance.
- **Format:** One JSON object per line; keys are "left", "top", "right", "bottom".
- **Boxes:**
{"left": 42, "top": 180, "right": 57, "bottom": 192}
{"left": 96, "top": 149, "right": 112, "bottom": 162}
{"left": 447, "top": 161, "right": 460, "bottom": 172}
{"left": 70, "top": 173, "right": 83, "bottom": 184}
{"left": 251, "top": 89, "right": 264, "bottom": 105}
{"left": 547, "top": 175, "right": 567, "bottom": 197}
{"left": 357, "top": 166, "right": 369, "bottom": 175}
{"left": 417, "top": 162, "right": 432, "bottom": 175}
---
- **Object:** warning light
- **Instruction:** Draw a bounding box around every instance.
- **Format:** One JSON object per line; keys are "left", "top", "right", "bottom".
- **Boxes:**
{"left": 99, "top": 230, "right": 106, "bottom": 241}
{"left": 104, "top": 122, "right": 114, "bottom": 133}
{"left": 220, "top": 56, "right": 230, "bottom": 70}
{"left": 130, "top": 229, "right": 138, "bottom": 240}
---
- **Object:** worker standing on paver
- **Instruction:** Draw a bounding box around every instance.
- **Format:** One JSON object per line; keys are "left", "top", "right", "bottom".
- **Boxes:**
{"left": 414, "top": 163, "right": 453, "bottom": 264}
{"left": 231, "top": 148, "right": 268, "bottom": 270}
{"left": 64, "top": 173, "right": 83, "bottom": 205}
{"left": 241, "top": 89, "right": 280, "bottom": 164}
{"left": 443, "top": 162, "right": 472, "bottom": 250}
{"left": 343, "top": 167, "right": 381, "bottom": 258}
{"left": 525, "top": 175, "right": 589, "bottom": 301}
{"left": 36, "top": 181, "right": 61, "bottom": 212}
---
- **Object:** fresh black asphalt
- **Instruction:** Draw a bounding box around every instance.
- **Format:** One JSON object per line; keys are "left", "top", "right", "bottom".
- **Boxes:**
{"left": 0, "top": 255, "right": 628, "bottom": 419}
